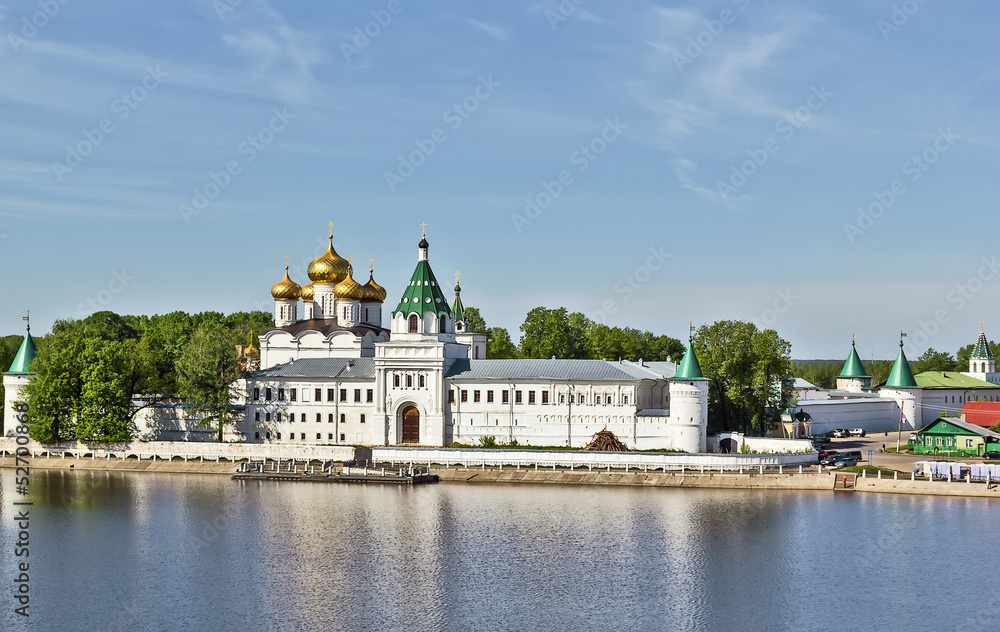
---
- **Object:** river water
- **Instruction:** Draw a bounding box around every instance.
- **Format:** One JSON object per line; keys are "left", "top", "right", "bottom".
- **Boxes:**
{"left": 1, "top": 468, "right": 997, "bottom": 631}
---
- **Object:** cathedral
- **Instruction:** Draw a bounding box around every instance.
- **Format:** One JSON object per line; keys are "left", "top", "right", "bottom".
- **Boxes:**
{"left": 239, "top": 226, "right": 710, "bottom": 451}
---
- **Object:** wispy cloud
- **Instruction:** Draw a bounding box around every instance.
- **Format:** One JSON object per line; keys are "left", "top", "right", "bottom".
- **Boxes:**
{"left": 467, "top": 18, "right": 506, "bottom": 41}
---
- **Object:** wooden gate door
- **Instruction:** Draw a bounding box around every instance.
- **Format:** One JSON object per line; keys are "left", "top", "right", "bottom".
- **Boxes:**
{"left": 402, "top": 406, "right": 420, "bottom": 444}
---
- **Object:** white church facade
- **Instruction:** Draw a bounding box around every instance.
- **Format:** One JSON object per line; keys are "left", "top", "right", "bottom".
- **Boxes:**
{"left": 238, "top": 228, "right": 710, "bottom": 451}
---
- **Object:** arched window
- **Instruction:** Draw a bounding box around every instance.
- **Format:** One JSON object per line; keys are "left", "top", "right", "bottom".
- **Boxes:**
{"left": 394, "top": 374, "right": 400, "bottom": 387}
{"left": 439, "top": 314, "right": 446, "bottom": 333}
{"left": 474, "top": 346, "right": 480, "bottom": 359}
{"left": 340, "top": 413, "right": 345, "bottom": 424}
{"left": 419, "top": 374, "right": 425, "bottom": 388}
{"left": 409, "top": 314, "right": 419, "bottom": 333}
{"left": 407, "top": 375, "right": 413, "bottom": 388}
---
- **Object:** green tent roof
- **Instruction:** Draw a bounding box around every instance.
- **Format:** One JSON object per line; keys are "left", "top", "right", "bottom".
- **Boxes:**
{"left": 972, "top": 328, "right": 994, "bottom": 361}
{"left": 392, "top": 260, "right": 452, "bottom": 319}
{"left": 451, "top": 282, "right": 465, "bottom": 323}
{"left": 6, "top": 329, "right": 36, "bottom": 374}
{"left": 884, "top": 343, "right": 918, "bottom": 389}
{"left": 675, "top": 338, "right": 708, "bottom": 380}
{"left": 838, "top": 341, "right": 869, "bottom": 378}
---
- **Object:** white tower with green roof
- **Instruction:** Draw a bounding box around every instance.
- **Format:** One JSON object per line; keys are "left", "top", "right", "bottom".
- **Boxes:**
{"left": 836, "top": 338, "right": 872, "bottom": 393}
{"left": 879, "top": 336, "right": 922, "bottom": 430}
{"left": 3, "top": 315, "right": 36, "bottom": 435}
{"left": 667, "top": 335, "right": 709, "bottom": 453}
{"left": 963, "top": 325, "right": 999, "bottom": 385}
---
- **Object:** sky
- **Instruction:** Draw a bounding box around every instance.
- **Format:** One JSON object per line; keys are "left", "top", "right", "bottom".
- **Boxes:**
{"left": 1, "top": 0, "right": 998, "bottom": 361}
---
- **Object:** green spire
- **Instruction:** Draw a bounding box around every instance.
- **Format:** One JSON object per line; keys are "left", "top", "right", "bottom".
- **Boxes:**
{"left": 451, "top": 278, "right": 465, "bottom": 323}
{"left": 675, "top": 336, "right": 707, "bottom": 380}
{"left": 391, "top": 236, "right": 452, "bottom": 319}
{"left": 838, "top": 340, "right": 869, "bottom": 378}
{"left": 7, "top": 317, "right": 36, "bottom": 375}
{"left": 884, "top": 339, "right": 918, "bottom": 388}
{"left": 972, "top": 325, "right": 994, "bottom": 361}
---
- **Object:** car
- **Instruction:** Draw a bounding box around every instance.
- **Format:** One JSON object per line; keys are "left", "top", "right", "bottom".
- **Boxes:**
{"left": 984, "top": 451, "right": 1000, "bottom": 460}
{"left": 832, "top": 458, "right": 859, "bottom": 468}
{"left": 838, "top": 450, "right": 863, "bottom": 461}
{"left": 830, "top": 429, "right": 848, "bottom": 438}
{"left": 809, "top": 436, "right": 830, "bottom": 446}
{"left": 820, "top": 454, "right": 841, "bottom": 466}
{"left": 849, "top": 428, "right": 866, "bottom": 437}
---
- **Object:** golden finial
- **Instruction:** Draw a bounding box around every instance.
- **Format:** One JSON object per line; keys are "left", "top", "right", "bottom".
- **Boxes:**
{"left": 420, "top": 222, "right": 427, "bottom": 238}
{"left": 284, "top": 254, "right": 290, "bottom": 271}
{"left": 369, "top": 257, "right": 374, "bottom": 273}
{"left": 328, "top": 222, "right": 334, "bottom": 239}
{"left": 455, "top": 270, "right": 461, "bottom": 285}
{"left": 23, "top": 310, "right": 29, "bottom": 333}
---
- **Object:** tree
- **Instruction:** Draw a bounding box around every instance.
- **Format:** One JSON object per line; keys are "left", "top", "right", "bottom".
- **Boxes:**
{"left": 519, "top": 307, "right": 588, "bottom": 359}
{"left": 462, "top": 306, "right": 487, "bottom": 334}
{"left": 486, "top": 327, "right": 519, "bottom": 359}
{"left": 73, "top": 339, "right": 134, "bottom": 442}
{"left": 914, "top": 348, "right": 956, "bottom": 374}
{"left": 792, "top": 361, "right": 839, "bottom": 389}
{"left": 175, "top": 322, "right": 243, "bottom": 442}
{"left": 693, "top": 320, "right": 793, "bottom": 436}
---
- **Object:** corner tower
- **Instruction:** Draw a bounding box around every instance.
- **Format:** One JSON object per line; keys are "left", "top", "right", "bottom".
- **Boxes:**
{"left": 3, "top": 314, "right": 36, "bottom": 434}
{"left": 836, "top": 337, "right": 872, "bottom": 392}
{"left": 880, "top": 335, "right": 923, "bottom": 429}
{"left": 668, "top": 333, "right": 709, "bottom": 453}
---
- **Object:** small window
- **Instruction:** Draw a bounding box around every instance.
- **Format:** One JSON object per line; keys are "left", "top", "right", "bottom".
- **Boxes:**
{"left": 361, "top": 414, "right": 366, "bottom": 424}
{"left": 542, "top": 391, "right": 549, "bottom": 404}
{"left": 290, "top": 389, "right": 297, "bottom": 402}
{"left": 340, "top": 413, "right": 346, "bottom": 424}
{"left": 439, "top": 314, "right": 446, "bottom": 333}
{"left": 316, "top": 413, "right": 321, "bottom": 423}
{"left": 278, "top": 388, "right": 285, "bottom": 401}
{"left": 255, "top": 411, "right": 260, "bottom": 421}
{"left": 328, "top": 414, "right": 334, "bottom": 423}
{"left": 315, "top": 388, "right": 322, "bottom": 401}
{"left": 300, "top": 433, "right": 305, "bottom": 440}
{"left": 288, "top": 413, "right": 294, "bottom": 422}
{"left": 419, "top": 375, "right": 425, "bottom": 388}
{"left": 266, "top": 432, "right": 271, "bottom": 439}
{"left": 354, "top": 389, "right": 361, "bottom": 402}
{"left": 409, "top": 314, "right": 419, "bottom": 333}
{"left": 367, "top": 389, "right": 374, "bottom": 403}
{"left": 449, "top": 390, "right": 455, "bottom": 404}
{"left": 327, "top": 389, "right": 336, "bottom": 402}
{"left": 255, "top": 432, "right": 260, "bottom": 440}
{"left": 487, "top": 390, "right": 494, "bottom": 403}
{"left": 502, "top": 390, "right": 509, "bottom": 404}
{"left": 276, "top": 432, "right": 281, "bottom": 440}
{"left": 407, "top": 375, "right": 413, "bottom": 388}
{"left": 253, "top": 387, "right": 260, "bottom": 401}
{"left": 328, "top": 433, "right": 333, "bottom": 440}
{"left": 340, "top": 433, "right": 346, "bottom": 441}
{"left": 265, "top": 413, "right": 271, "bottom": 422}
{"left": 560, "top": 394, "right": 565, "bottom": 404}
{"left": 515, "top": 391, "right": 522, "bottom": 404}
{"left": 394, "top": 374, "right": 400, "bottom": 387}
{"left": 474, "top": 390, "right": 481, "bottom": 403}
{"left": 606, "top": 395, "right": 612, "bottom": 405}
{"left": 624, "top": 395, "right": 629, "bottom": 405}
{"left": 340, "top": 389, "right": 347, "bottom": 402}
{"left": 265, "top": 388, "right": 272, "bottom": 401}
{"left": 317, "top": 433, "right": 321, "bottom": 440}
{"left": 461, "top": 390, "right": 468, "bottom": 403}
{"left": 529, "top": 391, "right": 536, "bottom": 404}
{"left": 276, "top": 412, "right": 282, "bottom": 422}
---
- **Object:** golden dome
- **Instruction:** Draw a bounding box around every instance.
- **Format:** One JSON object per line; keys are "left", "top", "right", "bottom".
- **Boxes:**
{"left": 308, "top": 236, "right": 349, "bottom": 284}
{"left": 363, "top": 268, "right": 387, "bottom": 302}
{"left": 334, "top": 264, "right": 366, "bottom": 300}
{"left": 271, "top": 266, "right": 302, "bottom": 300}
{"left": 301, "top": 283, "right": 315, "bottom": 302}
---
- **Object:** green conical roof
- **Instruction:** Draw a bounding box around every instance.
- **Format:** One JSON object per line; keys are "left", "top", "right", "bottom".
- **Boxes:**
{"left": 451, "top": 282, "right": 465, "bottom": 323}
{"left": 838, "top": 341, "right": 869, "bottom": 378}
{"left": 675, "top": 338, "right": 707, "bottom": 380}
{"left": 6, "top": 327, "right": 36, "bottom": 375}
{"left": 972, "top": 327, "right": 994, "bottom": 361}
{"left": 884, "top": 342, "right": 918, "bottom": 389}
{"left": 391, "top": 249, "right": 452, "bottom": 319}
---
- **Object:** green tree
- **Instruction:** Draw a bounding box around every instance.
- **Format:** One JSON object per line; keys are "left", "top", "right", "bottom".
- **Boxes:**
{"left": 694, "top": 320, "right": 793, "bottom": 435}
{"left": 462, "top": 306, "right": 487, "bottom": 334}
{"left": 868, "top": 360, "right": 895, "bottom": 386}
{"left": 175, "top": 322, "right": 243, "bottom": 442}
{"left": 519, "top": 307, "right": 589, "bottom": 359}
{"left": 486, "top": 327, "right": 519, "bottom": 359}
{"left": 72, "top": 339, "right": 134, "bottom": 442}
{"left": 914, "top": 348, "right": 956, "bottom": 374}
{"left": 23, "top": 331, "right": 87, "bottom": 442}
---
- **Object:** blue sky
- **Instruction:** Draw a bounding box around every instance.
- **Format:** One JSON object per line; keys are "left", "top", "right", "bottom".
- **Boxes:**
{"left": 1, "top": 0, "right": 998, "bottom": 360}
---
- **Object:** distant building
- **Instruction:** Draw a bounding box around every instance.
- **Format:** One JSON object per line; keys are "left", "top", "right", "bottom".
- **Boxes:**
{"left": 910, "top": 416, "right": 1000, "bottom": 457}
{"left": 961, "top": 326, "right": 999, "bottom": 384}
{"left": 2, "top": 319, "right": 35, "bottom": 435}
{"left": 961, "top": 401, "right": 1000, "bottom": 428}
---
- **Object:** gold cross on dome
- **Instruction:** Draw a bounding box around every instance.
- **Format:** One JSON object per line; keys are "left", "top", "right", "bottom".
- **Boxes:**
{"left": 328, "top": 222, "right": 335, "bottom": 239}
{"left": 420, "top": 222, "right": 427, "bottom": 237}
{"left": 23, "top": 310, "right": 29, "bottom": 332}
{"left": 370, "top": 257, "right": 374, "bottom": 272}
{"left": 348, "top": 253, "right": 353, "bottom": 265}
{"left": 285, "top": 254, "right": 290, "bottom": 270}
{"left": 455, "top": 270, "right": 461, "bottom": 284}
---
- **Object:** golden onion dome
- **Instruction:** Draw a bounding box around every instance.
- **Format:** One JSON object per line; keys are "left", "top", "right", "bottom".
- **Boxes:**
{"left": 363, "top": 269, "right": 387, "bottom": 302}
{"left": 308, "top": 236, "right": 350, "bottom": 284}
{"left": 300, "top": 283, "right": 315, "bottom": 302}
{"left": 271, "top": 266, "right": 302, "bottom": 300}
{"left": 334, "top": 264, "right": 366, "bottom": 300}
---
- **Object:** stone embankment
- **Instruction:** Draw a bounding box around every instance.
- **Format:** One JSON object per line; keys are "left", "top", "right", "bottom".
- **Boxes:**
{"left": 0, "top": 455, "right": 234, "bottom": 475}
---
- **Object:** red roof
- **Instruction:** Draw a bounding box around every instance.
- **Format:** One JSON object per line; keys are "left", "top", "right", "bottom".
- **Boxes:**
{"left": 961, "top": 401, "right": 1000, "bottom": 427}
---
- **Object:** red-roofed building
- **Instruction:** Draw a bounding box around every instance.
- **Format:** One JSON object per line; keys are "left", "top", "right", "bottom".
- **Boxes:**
{"left": 961, "top": 401, "right": 1000, "bottom": 428}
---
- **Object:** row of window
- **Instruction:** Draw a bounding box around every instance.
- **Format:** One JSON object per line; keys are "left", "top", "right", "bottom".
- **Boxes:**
{"left": 449, "top": 389, "right": 629, "bottom": 406}
{"left": 255, "top": 431, "right": 347, "bottom": 442}
{"left": 253, "top": 411, "right": 366, "bottom": 424}
{"left": 393, "top": 374, "right": 426, "bottom": 388}
{"left": 252, "top": 387, "right": 374, "bottom": 404}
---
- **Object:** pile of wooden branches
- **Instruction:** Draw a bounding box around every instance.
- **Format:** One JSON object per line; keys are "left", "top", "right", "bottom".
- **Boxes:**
{"left": 583, "top": 427, "right": 628, "bottom": 452}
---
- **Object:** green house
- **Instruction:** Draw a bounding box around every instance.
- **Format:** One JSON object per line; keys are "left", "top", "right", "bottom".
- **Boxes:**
{"left": 909, "top": 416, "right": 1000, "bottom": 457}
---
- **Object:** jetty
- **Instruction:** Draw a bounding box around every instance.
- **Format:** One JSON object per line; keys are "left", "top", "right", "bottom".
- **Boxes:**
{"left": 232, "top": 459, "right": 438, "bottom": 485}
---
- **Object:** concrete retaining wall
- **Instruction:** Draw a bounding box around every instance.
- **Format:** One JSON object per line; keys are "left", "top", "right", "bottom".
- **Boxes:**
{"left": 0, "top": 438, "right": 355, "bottom": 462}
{"left": 433, "top": 467, "right": 833, "bottom": 490}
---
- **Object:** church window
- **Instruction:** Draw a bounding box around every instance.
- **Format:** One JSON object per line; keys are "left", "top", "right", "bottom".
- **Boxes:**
{"left": 327, "top": 389, "right": 336, "bottom": 402}
{"left": 407, "top": 375, "right": 413, "bottom": 388}
{"left": 439, "top": 315, "right": 446, "bottom": 333}
{"left": 276, "top": 413, "right": 282, "bottom": 422}
{"left": 487, "top": 391, "right": 494, "bottom": 403}
{"left": 419, "top": 375, "right": 425, "bottom": 388}
{"left": 340, "top": 389, "right": 347, "bottom": 402}
{"left": 623, "top": 395, "right": 629, "bottom": 405}
{"left": 317, "top": 433, "right": 321, "bottom": 440}
{"left": 255, "top": 411, "right": 260, "bottom": 421}
{"left": 461, "top": 390, "right": 468, "bottom": 403}
{"left": 315, "top": 389, "right": 322, "bottom": 401}
{"left": 354, "top": 389, "right": 361, "bottom": 402}
{"left": 360, "top": 414, "right": 366, "bottom": 424}
{"left": 606, "top": 395, "right": 612, "bottom": 405}
{"left": 290, "top": 389, "right": 297, "bottom": 402}
{"left": 474, "top": 390, "right": 481, "bottom": 403}
{"left": 266, "top": 388, "right": 272, "bottom": 401}
{"left": 278, "top": 388, "right": 285, "bottom": 401}
{"left": 474, "top": 346, "right": 480, "bottom": 359}
{"left": 502, "top": 390, "right": 509, "bottom": 404}
{"left": 340, "top": 413, "right": 346, "bottom": 424}
{"left": 276, "top": 433, "right": 281, "bottom": 440}
{"left": 266, "top": 432, "right": 271, "bottom": 439}
{"left": 288, "top": 413, "right": 294, "bottom": 422}
{"left": 560, "top": 394, "right": 565, "bottom": 404}
{"left": 515, "top": 391, "right": 523, "bottom": 404}
{"left": 394, "top": 375, "right": 400, "bottom": 387}
{"left": 265, "top": 413, "right": 271, "bottom": 422}
{"left": 300, "top": 433, "right": 305, "bottom": 440}
{"left": 449, "top": 390, "right": 455, "bottom": 403}
{"left": 253, "top": 388, "right": 260, "bottom": 401}
{"left": 409, "top": 314, "right": 419, "bottom": 333}
{"left": 367, "top": 389, "right": 374, "bottom": 403}
{"left": 328, "top": 433, "right": 334, "bottom": 440}
{"left": 542, "top": 391, "right": 549, "bottom": 404}
{"left": 528, "top": 391, "right": 536, "bottom": 404}
{"left": 328, "top": 414, "right": 334, "bottom": 423}
{"left": 316, "top": 413, "right": 321, "bottom": 423}
{"left": 340, "top": 433, "right": 346, "bottom": 441}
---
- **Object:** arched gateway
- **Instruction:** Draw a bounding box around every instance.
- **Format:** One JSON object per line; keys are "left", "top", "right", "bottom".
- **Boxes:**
{"left": 402, "top": 406, "right": 420, "bottom": 444}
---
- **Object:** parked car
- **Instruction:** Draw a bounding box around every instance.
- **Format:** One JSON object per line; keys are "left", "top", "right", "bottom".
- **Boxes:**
{"left": 832, "top": 457, "right": 859, "bottom": 468}
{"left": 830, "top": 429, "right": 849, "bottom": 438}
{"left": 820, "top": 454, "right": 841, "bottom": 466}
{"left": 849, "top": 428, "right": 866, "bottom": 437}
{"left": 809, "top": 435, "right": 830, "bottom": 446}
{"left": 984, "top": 451, "right": 1000, "bottom": 460}
{"left": 818, "top": 450, "right": 838, "bottom": 460}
